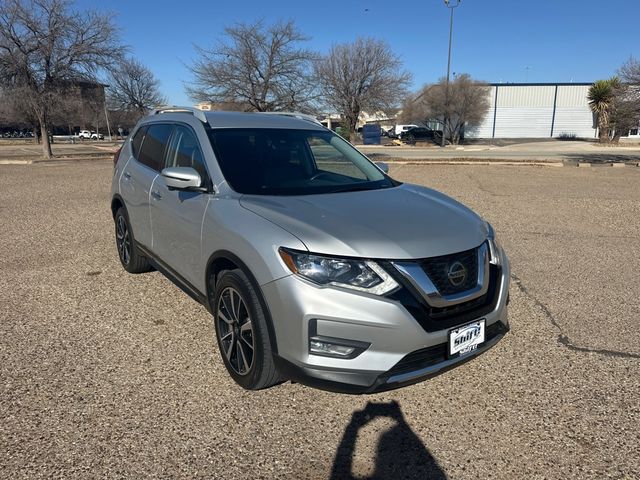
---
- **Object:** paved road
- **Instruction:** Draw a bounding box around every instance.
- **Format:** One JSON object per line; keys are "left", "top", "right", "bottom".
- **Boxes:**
{"left": 1, "top": 162, "right": 639, "bottom": 479}
{"left": 360, "top": 140, "right": 640, "bottom": 163}
{"left": 1, "top": 139, "right": 639, "bottom": 164}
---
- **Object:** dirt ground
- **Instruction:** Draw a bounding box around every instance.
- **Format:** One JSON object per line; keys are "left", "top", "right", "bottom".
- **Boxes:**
{"left": 1, "top": 161, "right": 638, "bottom": 479}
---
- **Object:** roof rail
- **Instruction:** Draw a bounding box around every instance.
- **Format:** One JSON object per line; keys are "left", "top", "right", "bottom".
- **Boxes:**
{"left": 152, "top": 106, "right": 208, "bottom": 124}
{"left": 260, "top": 111, "right": 323, "bottom": 126}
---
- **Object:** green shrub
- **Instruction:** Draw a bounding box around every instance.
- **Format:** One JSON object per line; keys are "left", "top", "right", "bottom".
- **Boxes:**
{"left": 558, "top": 132, "right": 577, "bottom": 140}
{"left": 335, "top": 126, "right": 350, "bottom": 139}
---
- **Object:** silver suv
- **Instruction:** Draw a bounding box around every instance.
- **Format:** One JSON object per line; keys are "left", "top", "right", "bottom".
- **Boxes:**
{"left": 111, "top": 107, "right": 510, "bottom": 393}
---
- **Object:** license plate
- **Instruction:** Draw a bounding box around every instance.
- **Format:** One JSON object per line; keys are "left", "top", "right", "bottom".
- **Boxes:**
{"left": 449, "top": 319, "right": 486, "bottom": 357}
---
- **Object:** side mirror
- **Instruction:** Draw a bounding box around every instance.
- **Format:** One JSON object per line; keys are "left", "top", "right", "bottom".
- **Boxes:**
{"left": 375, "top": 161, "right": 389, "bottom": 174}
{"left": 161, "top": 167, "right": 202, "bottom": 190}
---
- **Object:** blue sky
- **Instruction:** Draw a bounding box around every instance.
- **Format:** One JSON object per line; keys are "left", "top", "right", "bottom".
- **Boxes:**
{"left": 77, "top": 0, "right": 640, "bottom": 105}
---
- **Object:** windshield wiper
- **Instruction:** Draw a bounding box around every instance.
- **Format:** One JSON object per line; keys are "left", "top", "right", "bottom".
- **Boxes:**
{"left": 326, "top": 183, "right": 381, "bottom": 194}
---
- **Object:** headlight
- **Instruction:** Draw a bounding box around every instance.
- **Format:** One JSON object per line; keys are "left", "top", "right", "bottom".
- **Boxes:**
{"left": 278, "top": 248, "right": 399, "bottom": 295}
{"left": 486, "top": 223, "right": 502, "bottom": 265}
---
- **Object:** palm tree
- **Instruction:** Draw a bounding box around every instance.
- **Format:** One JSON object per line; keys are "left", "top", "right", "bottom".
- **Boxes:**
{"left": 588, "top": 78, "right": 619, "bottom": 143}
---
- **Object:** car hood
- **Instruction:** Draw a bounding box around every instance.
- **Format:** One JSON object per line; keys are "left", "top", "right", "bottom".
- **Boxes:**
{"left": 239, "top": 184, "right": 488, "bottom": 260}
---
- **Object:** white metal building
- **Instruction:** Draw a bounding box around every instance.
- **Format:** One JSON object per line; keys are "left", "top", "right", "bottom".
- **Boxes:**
{"left": 467, "top": 82, "right": 598, "bottom": 139}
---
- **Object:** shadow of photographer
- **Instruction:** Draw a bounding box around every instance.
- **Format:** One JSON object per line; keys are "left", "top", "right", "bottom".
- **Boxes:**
{"left": 331, "top": 400, "right": 447, "bottom": 480}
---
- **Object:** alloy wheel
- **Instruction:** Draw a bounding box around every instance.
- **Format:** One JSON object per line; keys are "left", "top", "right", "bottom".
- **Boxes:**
{"left": 116, "top": 215, "right": 131, "bottom": 265}
{"left": 216, "top": 287, "right": 255, "bottom": 376}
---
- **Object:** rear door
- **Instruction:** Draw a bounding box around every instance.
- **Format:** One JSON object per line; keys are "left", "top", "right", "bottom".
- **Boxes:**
{"left": 149, "top": 124, "right": 212, "bottom": 288}
{"left": 120, "top": 123, "right": 173, "bottom": 249}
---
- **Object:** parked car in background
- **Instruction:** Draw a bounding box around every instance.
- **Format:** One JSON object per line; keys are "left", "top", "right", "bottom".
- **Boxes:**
{"left": 1, "top": 130, "right": 34, "bottom": 138}
{"left": 399, "top": 126, "right": 440, "bottom": 144}
{"left": 391, "top": 124, "right": 419, "bottom": 137}
{"left": 111, "top": 107, "right": 510, "bottom": 393}
{"left": 380, "top": 126, "right": 394, "bottom": 137}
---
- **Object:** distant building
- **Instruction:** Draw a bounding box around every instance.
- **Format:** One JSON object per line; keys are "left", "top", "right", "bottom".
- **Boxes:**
{"left": 194, "top": 101, "right": 248, "bottom": 112}
{"left": 194, "top": 102, "right": 214, "bottom": 111}
{"left": 467, "top": 82, "right": 639, "bottom": 140}
{"left": 320, "top": 110, "right": 398, "bottom": 131}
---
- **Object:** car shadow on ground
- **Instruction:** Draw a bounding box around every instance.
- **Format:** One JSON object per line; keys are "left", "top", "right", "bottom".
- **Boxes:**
{"left": 330, "top": 400, "right": 447, "bottom": 480}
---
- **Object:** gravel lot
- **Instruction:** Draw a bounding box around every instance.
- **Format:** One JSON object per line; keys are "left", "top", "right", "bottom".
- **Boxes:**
{"left": 1, "top": 161, "right": 639, "bottom": 479}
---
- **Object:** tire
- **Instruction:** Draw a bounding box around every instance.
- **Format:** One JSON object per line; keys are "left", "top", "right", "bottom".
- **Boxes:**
{"left": 212, "top": 269, "right": 280, "bottom": 390}
{"left": 114, "top": 207, "right": 152, "bottom": 274}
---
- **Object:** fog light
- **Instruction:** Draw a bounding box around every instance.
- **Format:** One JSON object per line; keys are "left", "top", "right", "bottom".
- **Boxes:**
{"left": 310, "top": 339, "right": 356, "bottom": 357}
{"left": 308, "top": 319, "right": 371, "bottom": 359}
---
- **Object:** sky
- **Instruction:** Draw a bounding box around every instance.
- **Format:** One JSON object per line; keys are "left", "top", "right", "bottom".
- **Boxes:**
{"left": 76, "top": 0, "right": 640, "bottom": 105}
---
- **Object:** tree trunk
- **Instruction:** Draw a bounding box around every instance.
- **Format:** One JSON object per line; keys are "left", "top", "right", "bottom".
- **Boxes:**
{"left": 39, "top": 119, "right": 53, "bottom": 159}
{"left": 348, "top": 117, "right": 358, "bottom": 144}
{"left": 443, "top": 118, "right": 453, "bottom": 146}
{"left": 611, "top": 129, "right": 622, "bottom": 144}
{"left": 597, "top": 114, "right": 609, "bottom": 143}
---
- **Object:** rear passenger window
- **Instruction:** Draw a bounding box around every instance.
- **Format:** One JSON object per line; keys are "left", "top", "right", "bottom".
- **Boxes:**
{"left": 131, "top": 126, "right": 147, "bottom": 158}
{"left": 138, "top": 124, "right": 173, "bottom": 171}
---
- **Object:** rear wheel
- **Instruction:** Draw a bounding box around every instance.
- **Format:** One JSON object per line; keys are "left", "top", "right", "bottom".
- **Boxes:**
{"left": 213, "top": 269, "right": 280, "bottom": 390}
{"left": 114, "top": 207, "right": 152, "bottom": 273}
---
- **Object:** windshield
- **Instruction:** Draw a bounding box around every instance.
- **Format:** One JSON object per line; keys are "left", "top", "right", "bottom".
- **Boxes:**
{"left": 207, "top": 128, "right": 397, "bottom": 195}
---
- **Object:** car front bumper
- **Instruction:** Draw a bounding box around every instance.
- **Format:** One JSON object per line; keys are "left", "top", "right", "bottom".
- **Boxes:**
{"left": 273, "top": 320, "right": 508, "bottom": 393}
{"left": 261, "top": 252, "right": 510, "bottom": 394}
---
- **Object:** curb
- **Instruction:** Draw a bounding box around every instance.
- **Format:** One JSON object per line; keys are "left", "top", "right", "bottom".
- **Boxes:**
{"left": 385, "top": 160, "right": 564, "bottom": 167}
{"left": 575, "top": 162, "right": 638, "bottom": 168}
{"left": 0, "top": 159, "right": 32, "bottom": 165}
{"left": 0, "top": 155, "right": 111, "bottom": 165}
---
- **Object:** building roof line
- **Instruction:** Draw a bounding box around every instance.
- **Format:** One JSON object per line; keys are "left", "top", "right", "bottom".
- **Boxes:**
{"left": 490, "top": 82, "right": 592, "bottom": 87}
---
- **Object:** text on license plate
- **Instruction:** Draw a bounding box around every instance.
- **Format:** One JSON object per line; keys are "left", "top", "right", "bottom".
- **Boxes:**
{"left": 449, "top": 319, "right": 486, "bottom": 356}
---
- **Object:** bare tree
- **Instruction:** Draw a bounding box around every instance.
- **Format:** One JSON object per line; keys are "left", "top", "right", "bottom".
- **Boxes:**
{"left": 0, "top": 0, "right": 121, "bottom": 158}
{"left": 0, "top": 86, "right": 36, "bottom": 134}
{"left": 105, "top": 94, "right": 139, "bottom": 136}
{"left": 315, "top": 37, "right": 411, "bottom": 143}
{"left": 187, "top": 19, "right": 316, "bottom": 112}
{"left": 618, "top": 57, "right": 640, "bottom": 85}
{"left": 611, "top": 57, "right": 640, "bottom": 143}
{"left": 108, "top": 57, "right": 165, "bottom": 118}
{"left": 49, "top": 89, "right": 83, "bottom": 135}
{"left": 402, "top": 75, "right": 490, "bottom": 145}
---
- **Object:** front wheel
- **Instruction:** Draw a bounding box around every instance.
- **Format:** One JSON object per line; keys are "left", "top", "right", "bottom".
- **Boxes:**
{"left": 213, "top": 269, "right": 280, "bottom": 390}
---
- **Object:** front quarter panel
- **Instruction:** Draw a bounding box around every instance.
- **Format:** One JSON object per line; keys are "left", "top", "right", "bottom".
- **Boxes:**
{"left": 200, "top": 196, "right": 306, "bottom": 292}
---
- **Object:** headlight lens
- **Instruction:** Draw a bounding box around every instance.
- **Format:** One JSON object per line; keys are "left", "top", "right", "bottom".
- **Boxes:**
{"left": 486, "top": 223, "right": 502, "bottom": 265}
{"left": 279, "top": 248, "right": 399, "bottom": 295}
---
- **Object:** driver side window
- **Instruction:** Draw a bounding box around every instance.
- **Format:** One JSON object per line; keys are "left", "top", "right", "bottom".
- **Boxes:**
{"left": 165, "top": 125, "right": 209, "bottom": 182}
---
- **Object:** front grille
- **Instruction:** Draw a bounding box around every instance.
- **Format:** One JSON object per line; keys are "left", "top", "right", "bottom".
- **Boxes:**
{"left": 419, "top": 246, "right": 478, "bottom": 295}
{"left": 386, "top": 264, "right": 501, "bottom": 333}
{"left": 386, "top": 321, "right": 507, "bottom": 378}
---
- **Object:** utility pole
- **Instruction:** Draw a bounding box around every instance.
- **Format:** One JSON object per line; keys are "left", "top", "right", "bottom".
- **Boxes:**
{"left": 442, "top": 0, "right": 461, "bottom": 147}
{"left": 103, "top": 86, "right": 112, "bottom": 141}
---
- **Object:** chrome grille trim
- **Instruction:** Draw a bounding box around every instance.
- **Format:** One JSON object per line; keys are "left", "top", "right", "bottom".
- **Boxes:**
{"left": 391, "top": 243, "right": 489, "bottom": 308}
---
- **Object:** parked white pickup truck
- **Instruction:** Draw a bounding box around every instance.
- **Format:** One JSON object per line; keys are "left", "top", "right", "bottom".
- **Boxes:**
{"left": 78, "top": 130, "right": 104, "bottom": 140}
{"left": 392, "top": 124, "right": 419, "bottom": 137}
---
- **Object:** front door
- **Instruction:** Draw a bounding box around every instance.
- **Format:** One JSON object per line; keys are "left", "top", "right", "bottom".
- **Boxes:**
{"left": 150, "top": 124, "right": 212, "bottom": 289}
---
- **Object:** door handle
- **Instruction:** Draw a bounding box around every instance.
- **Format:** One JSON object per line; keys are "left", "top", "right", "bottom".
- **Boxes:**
{"left": 151, "top": 190, "right": 162, "bottom": 200}
{"left": 122, "top": 171, "right": 131, "bottom": 179}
